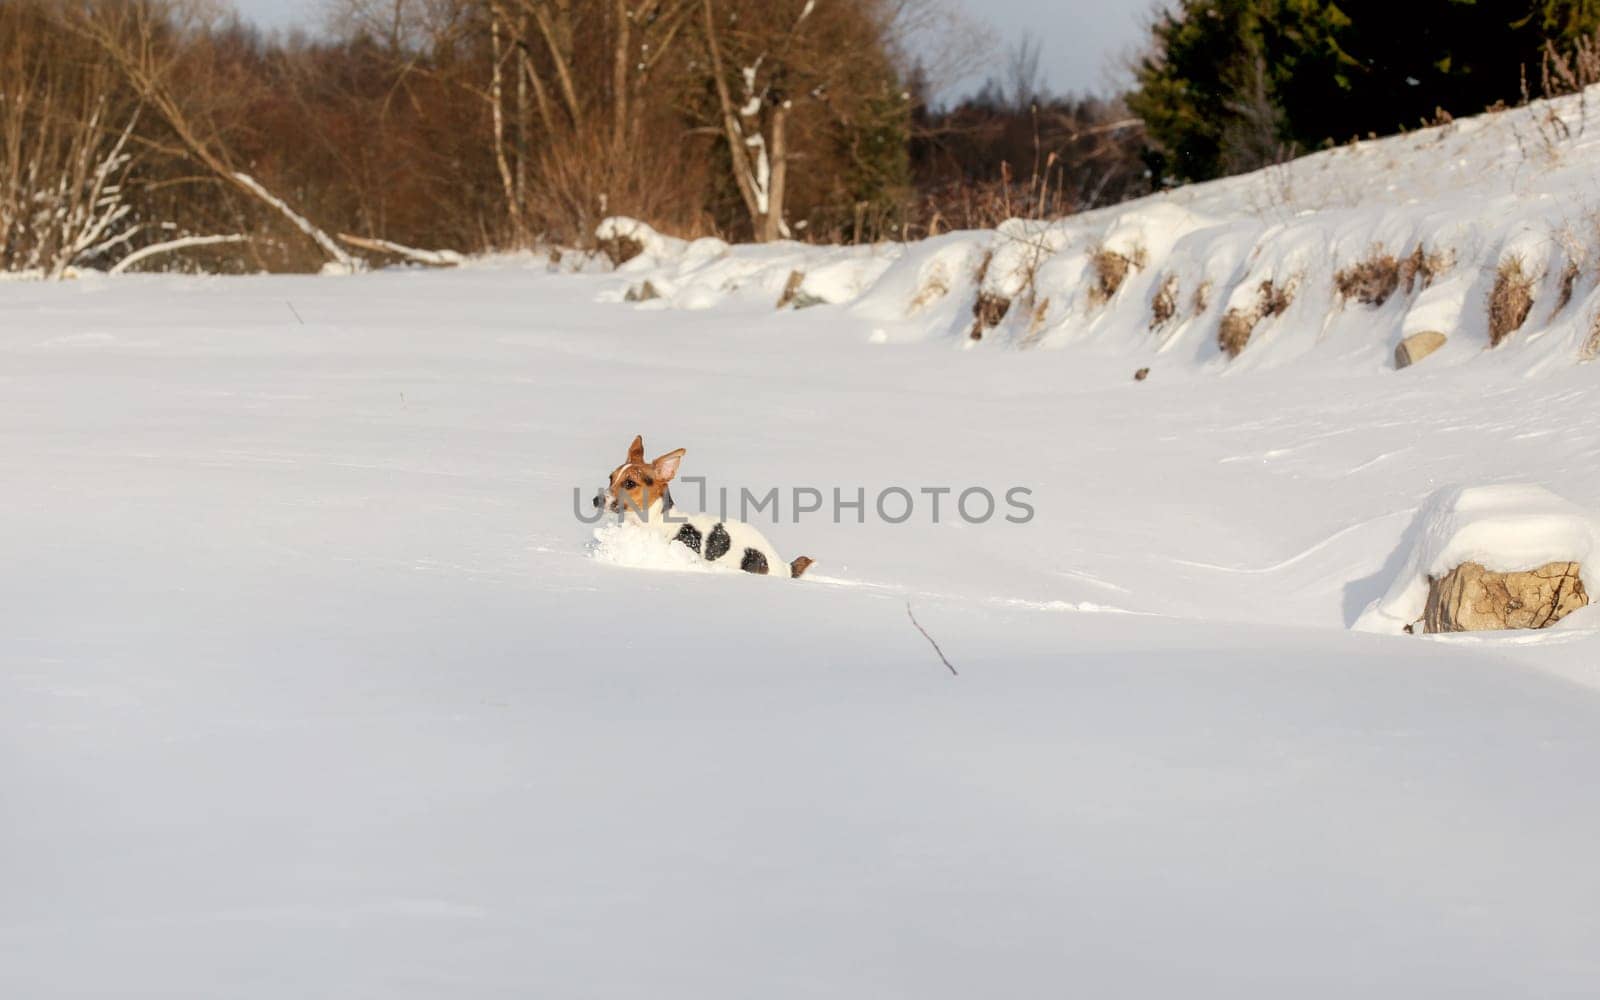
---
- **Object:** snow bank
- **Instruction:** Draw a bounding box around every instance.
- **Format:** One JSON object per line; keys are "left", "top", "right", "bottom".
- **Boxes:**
{"left": 1355, "top": 485, "right": 1600, "bottom": 634}
{"left": 598, "top": 84, "right": 1600, "bottom": 374}
{"left": 593, "top": 227, "right": 901, "bottom": 312}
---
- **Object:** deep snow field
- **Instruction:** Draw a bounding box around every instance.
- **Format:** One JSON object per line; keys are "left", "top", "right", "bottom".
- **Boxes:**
{"left": 8, "top": 91, "right": 1600, "bottom": 998}
{"left": 4, "top": 261, "right": 1600, "bottom": 999}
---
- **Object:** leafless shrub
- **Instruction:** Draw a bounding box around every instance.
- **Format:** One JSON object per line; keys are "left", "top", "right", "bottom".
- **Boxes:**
{"left": 1218, "top": 278, "right": 1296, "bottom": 358}
{"left": 1542, "top": 29, "right": 1600, "bottom": 98}
{"left": 532, "top": 120, "right": 715, "bottom": 249}
{"left": 1335, "top": 250, "right": 1401, "bottom": 307}
{"left": 0, "top": 0, "right": 144, "bottom": 277}
{"left": 1584, "top": 310, "right": 1600, "bottom": 360}
{"left": 1488, "top": 255, "right": 1536, "bottom": 347}
{"left": 1150, "top": 273, "right": 1177, "bottom": 329}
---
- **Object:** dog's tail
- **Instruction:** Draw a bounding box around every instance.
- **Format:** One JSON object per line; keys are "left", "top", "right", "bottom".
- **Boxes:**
{"left": 789, "top": 556, "right": 814, "bottom": 579}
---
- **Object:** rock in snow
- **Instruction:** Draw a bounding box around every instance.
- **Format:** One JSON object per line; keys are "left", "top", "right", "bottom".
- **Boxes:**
{"left": 1395, "top": 330, "right": 1447, "bottom": 369}
{"left": 1423, "top": 560, "right": 1588, "bottom": 633}
{"left": 1356, "top": 484, "right": 1600, "bottom": 634}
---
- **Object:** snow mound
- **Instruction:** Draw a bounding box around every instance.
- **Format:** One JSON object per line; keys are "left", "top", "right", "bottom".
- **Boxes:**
{"left": 595, "top": 217, "right": 691, "bottom": 270}
{"left": 1355, "top": 485, "right": 1600, "bottom": 634}
{"left": 592, "top": 85, "right": 1600, "bottom": 374}
{"left": 589, "top": 520, "right": 711, "bottom": 573}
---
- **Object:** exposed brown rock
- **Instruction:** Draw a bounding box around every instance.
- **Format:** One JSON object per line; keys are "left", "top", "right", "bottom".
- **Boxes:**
{"left": 624, "top": 280, "right": 661, "bottom": 302}
{"left": 1395, "top": 330, "right": 1447, "bottom": 369}
{"left": 970, "top": 292, "right": 1010, "bottom": 340}
{"left": 1422, "top": 560, "right": 1588, "bottom": 633}
{"left": 599, "top": 233, "right": 644, "bottom": 267}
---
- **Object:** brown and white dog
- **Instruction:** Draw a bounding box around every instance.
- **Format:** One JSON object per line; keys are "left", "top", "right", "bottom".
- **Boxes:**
{"left": 594, "top": 435, "right": 814, "bottom": 579}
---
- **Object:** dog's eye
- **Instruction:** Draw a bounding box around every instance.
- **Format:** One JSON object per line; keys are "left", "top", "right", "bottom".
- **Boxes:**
{"left": 622, "top": 479, "right": 636, "bottom": 489}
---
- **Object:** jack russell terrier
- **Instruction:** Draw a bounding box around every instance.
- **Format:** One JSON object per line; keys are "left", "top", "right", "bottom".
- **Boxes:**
{"left": 594, "top": 435, "right": 814, "bottom": 579}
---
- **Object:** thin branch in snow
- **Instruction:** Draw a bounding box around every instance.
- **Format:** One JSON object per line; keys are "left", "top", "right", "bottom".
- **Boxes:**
{"left": 906, "top": 602, "right": 959, "bottom": 677}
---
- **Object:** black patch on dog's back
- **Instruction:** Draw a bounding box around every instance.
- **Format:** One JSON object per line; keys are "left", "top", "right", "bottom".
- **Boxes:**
{"left": 740, "top": 548, "right": 769, "bottom": 574}
{"left": 673, "top": 523, "right": 702, "bottom": 554}
{"left": 705, "top": 523, "right": 731, "bottom": 561}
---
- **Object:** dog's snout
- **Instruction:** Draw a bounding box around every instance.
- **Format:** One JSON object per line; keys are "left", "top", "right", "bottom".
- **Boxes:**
{"left": 592, "top": 494, "right": 601, "bottom": 509}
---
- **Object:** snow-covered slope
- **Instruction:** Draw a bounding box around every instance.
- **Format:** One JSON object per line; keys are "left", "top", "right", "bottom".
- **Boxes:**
{"left": 600, "top": 85, "right": 1600, "bottom": 376}
{"left": 8, "top": 91, "right": 1600, "bottom": 998}
{"left": 5, "top": 259, "right": 1600, "bottom": 997}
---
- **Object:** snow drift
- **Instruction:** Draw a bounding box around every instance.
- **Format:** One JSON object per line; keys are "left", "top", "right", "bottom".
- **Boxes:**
{"left": 594, "top": 84, "right": 1600, "bottom": 375}
{"left": 1355, "top": 484, "right": 1600, "bottom": 634}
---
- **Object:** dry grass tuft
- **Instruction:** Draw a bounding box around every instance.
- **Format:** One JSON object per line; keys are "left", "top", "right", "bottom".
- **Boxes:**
{"left": 1026, "top": 297, "right": 1051, "bottom": 337}
{"left": 908, "top": 270, "right": 950, "bottom": 313}
{"left": 1399, "top": 243, "right": 1449, "bottom": 294}
{"left": 1150, "top": 273, "right": 1178, "bottom": 330}
{"left": 967, "top": 251, "right": 1006, "bottom": 340}
{"left": 1218, "top": 278, "right": 1296, "bottom": 358}
{"left": 1192, "top": 280, "right": 1212, "bottom": 316}
{"left": 1488, "top": 256, "right": 1536, "bottom": 347}
{"left": 1090, "top": 246, "right": 1143, "bottom": 306}
{"left": 1554, "top": 257, "right": 1581, "bottom": 315}
{"left": 1584, "top": 310, "right": 1600, "bottom": 360}
{"left": 1335, "top": 251, "right": 1401, "bottom": 307}
{"left": 1218, "top": 311, "right": 1255, "bottom": 358}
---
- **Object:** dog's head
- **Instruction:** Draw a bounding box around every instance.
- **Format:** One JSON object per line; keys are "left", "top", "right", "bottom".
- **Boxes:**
{"left": 594, "top": 435, "right": 684, "bottom": 516}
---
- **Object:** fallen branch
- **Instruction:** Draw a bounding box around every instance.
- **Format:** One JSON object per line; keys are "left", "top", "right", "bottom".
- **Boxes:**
{"left": 233, "top": 172, "right": 357, "bottom": 272}
{"left": 906, "top": 602, "right": 959, "bottom": 677}
{"left": 337, "top": 233, "right": 465, "bottom": 268}
{"left": 109, "top": 234, "right": 249, "bottom": 274}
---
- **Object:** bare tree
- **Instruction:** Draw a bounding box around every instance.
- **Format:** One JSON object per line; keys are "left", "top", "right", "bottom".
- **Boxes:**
{"left": 703, "top": 0, "right": 817, "bottom": 241}
{"left": 0, "top": 0, "right": 143, "bottom": 277}
{"left": 1006, "top": 34, "right": 1044, "bottom": 112}
{"left": 67, "top": 0, "right": 357, "bottom": 270}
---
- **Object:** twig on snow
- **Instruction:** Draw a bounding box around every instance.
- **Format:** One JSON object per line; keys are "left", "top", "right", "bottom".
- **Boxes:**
{"left": 906, "top": 602, "right": 958, "bottom": 677}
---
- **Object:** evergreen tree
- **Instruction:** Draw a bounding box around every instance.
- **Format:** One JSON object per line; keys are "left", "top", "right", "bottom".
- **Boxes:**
{"left": 1131, "top": 0, "right": 1600, "bottom": 182}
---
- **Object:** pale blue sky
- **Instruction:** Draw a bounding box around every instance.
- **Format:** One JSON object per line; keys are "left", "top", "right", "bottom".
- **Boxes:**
{"left": 229, "top": 0, "right": 1151, "bottom": 99}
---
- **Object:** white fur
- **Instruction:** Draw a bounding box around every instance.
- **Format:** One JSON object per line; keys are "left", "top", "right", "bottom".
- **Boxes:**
{"left": 634, "top": 498, "right": 789, "bottom": 575}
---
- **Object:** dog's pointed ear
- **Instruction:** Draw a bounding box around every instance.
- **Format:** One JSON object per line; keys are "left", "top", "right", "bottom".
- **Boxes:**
{"left": 626, "top": 435, "right": 645, "bottom": 464}
{"left": 652, "top": 448, "right": 685, "bottom": 481}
